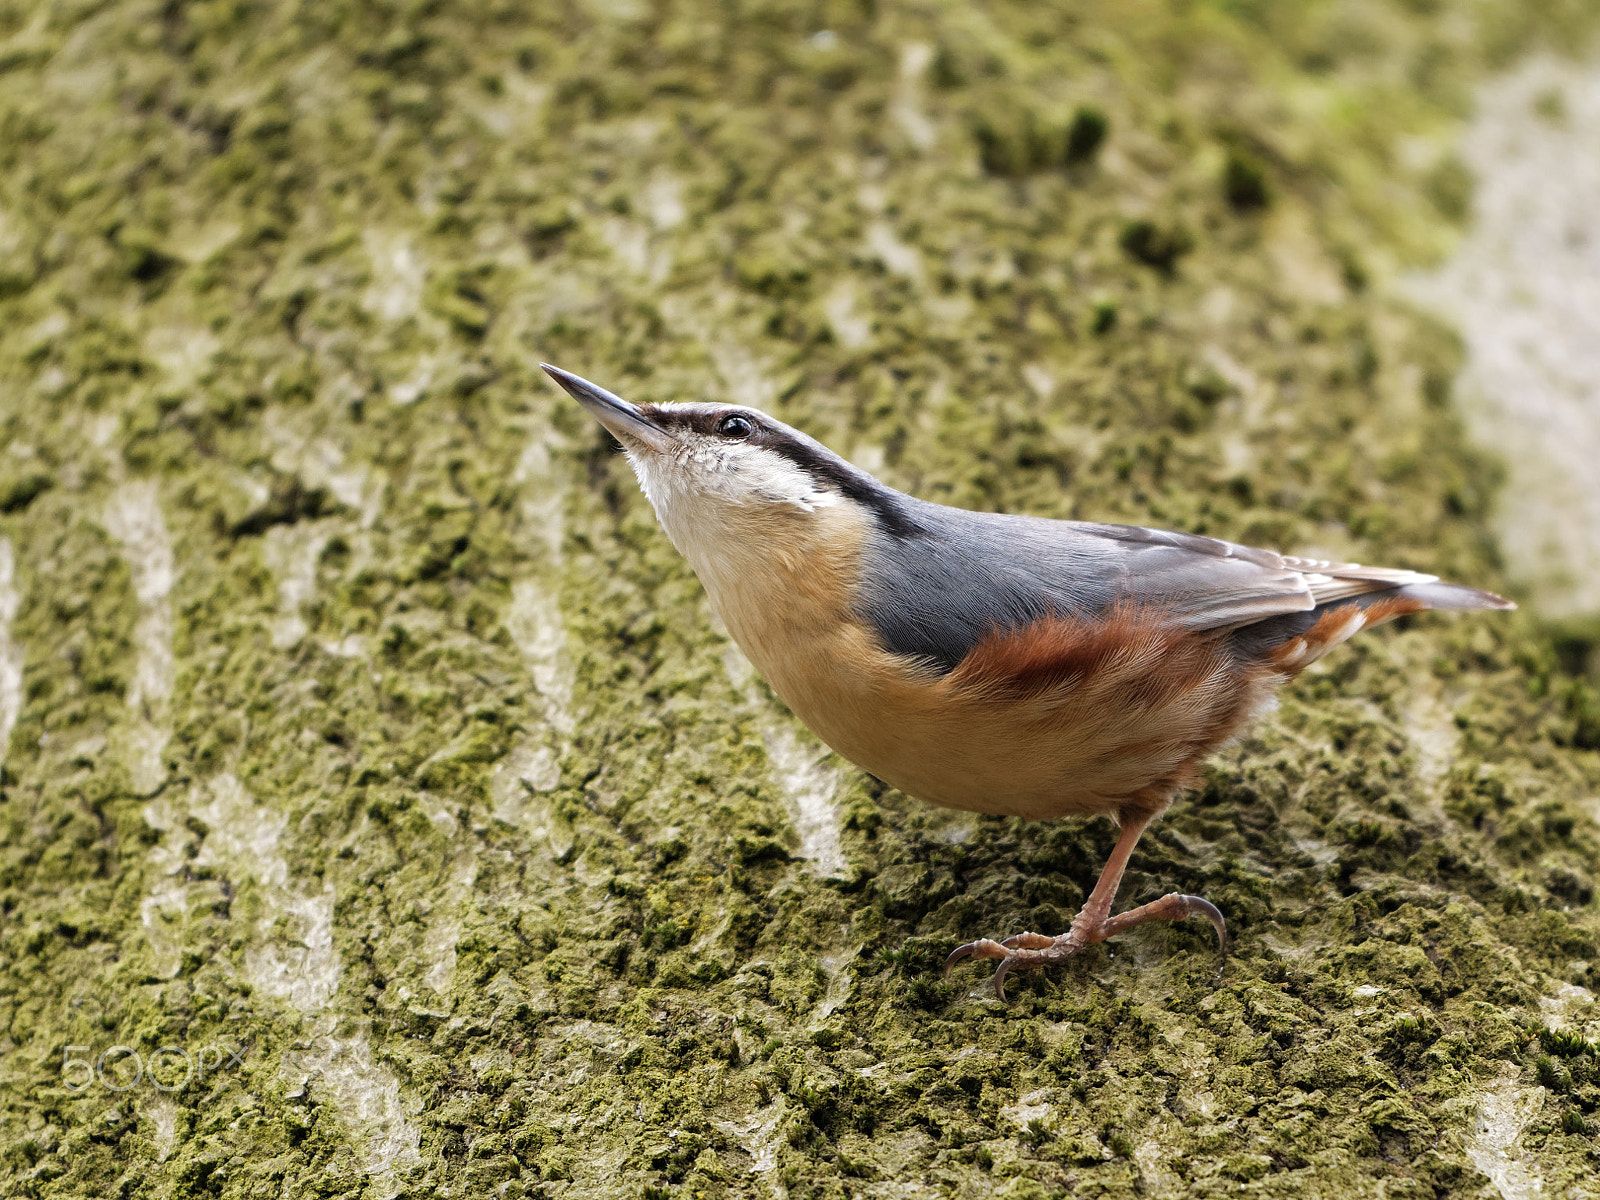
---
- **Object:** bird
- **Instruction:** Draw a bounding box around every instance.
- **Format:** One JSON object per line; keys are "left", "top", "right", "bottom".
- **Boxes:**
{"left": 542, "top": 363, "right": 1515, "bottom": 999}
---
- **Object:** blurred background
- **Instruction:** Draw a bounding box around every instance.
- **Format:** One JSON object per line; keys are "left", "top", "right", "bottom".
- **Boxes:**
{"left": 1, "top": 2, "right": 1599, "bottom": 1197}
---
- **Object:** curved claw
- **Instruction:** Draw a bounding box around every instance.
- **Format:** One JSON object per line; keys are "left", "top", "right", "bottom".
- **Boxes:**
{"left": 942, "top": 941, "right": 981, "bottom": 978}
{"left": 1181, "top": 894, "right": 1227, "bottom": 952}
{"left": 992, "top": 954, "right": 1020, "bottom": 1002}
{"left": 996, "top": 941, "right": 1085, "bottom": 1001}
{"left": 943, "top": 938, "right": 1004, "bottom": 978}
{"left": 946, "top": 943, "right": 1027, "bottom": 1002}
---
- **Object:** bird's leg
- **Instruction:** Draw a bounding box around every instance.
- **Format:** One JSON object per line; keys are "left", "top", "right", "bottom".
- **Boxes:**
{"left": 944, "top": 808, "right": 1226, "bottom": 1000}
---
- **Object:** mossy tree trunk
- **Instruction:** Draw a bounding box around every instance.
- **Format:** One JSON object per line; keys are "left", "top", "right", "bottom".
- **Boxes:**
{"left": 2, "top": 2, "right": 1599, "bottom": 1197}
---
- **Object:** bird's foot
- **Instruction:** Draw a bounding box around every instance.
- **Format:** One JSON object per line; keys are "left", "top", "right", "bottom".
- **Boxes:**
{"left": 943, "top": 893, "right": 1226, "bottom": 1001}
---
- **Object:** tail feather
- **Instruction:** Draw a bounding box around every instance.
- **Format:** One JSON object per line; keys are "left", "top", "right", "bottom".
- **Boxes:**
{"left": 1237, "top": 576, "right": 1515, "bottom": 673}
{"left": 1390, "top": 580, "right": 1516, "bottom": 612}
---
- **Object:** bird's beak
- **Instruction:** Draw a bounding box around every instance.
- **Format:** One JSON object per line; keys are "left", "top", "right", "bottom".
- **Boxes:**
{"left": 541, "top": 364, "right": 678, "bottom": 454}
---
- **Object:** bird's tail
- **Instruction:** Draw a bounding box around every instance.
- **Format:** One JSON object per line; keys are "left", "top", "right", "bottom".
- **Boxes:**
{"left": 1259, "top": 578, "right": 1514, "bottom": 672}
{"left": 1385, "top": 580, "right": 1516, "bottom": 612}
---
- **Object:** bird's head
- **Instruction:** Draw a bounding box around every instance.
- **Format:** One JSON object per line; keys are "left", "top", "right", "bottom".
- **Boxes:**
{"left": 543, "top": 365, "right": 915, "bottom": 567}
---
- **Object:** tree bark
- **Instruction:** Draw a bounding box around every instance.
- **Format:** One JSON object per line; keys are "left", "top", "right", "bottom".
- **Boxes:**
{"left": 1, "top": 3, "right": 1598, "bottom": 1197}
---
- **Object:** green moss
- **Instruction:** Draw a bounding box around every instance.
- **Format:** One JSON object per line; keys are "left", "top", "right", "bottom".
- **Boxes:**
{"left": 1118, "top": 218, "right": 1196, "bottom": 274}
{"left": 1222, "top": 148, "right": 1272, "bottom": 211}
{"left": 2, "top": 0, "right": 1600, "bottom": 1196}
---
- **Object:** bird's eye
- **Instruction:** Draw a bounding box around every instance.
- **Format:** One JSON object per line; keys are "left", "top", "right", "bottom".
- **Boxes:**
{"left": 716, "top": 414, "right": 755, "bottom": 440}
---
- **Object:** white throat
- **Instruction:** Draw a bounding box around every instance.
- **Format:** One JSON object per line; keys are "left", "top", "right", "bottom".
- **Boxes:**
{"left": 620, "top": 437, "right": 850, "bottom": 634}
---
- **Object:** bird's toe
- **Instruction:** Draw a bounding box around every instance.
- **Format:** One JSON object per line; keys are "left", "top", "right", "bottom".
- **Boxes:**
{"left": 999, "top": 931, "right": 1057, "bottom": 950}
{"left": 947, "top": 892, "right": 1227, "bottom": 1001}
{"left": 942, "top": 937, "right": 1010, "bottom": 977}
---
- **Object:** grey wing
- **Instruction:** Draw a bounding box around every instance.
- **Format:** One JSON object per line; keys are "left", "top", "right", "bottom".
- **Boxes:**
{"left": 856, "top": 502, "right": 1439, "bottom": 671}
{"left": 1076, "top": 521, "right": 1442, "bottom": 622}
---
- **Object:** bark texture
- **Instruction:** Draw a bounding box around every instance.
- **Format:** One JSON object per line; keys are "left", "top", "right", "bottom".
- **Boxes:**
{"left": 2, "top": 2, "right": 1600, "bottom": 1197}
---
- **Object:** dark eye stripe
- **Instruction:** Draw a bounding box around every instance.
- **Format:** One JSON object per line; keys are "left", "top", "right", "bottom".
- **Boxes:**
{"left": 641, "top": 407, "right": 756, "bottom": 438}
{"left": 638, "top": 405, "right": 923, "bottom": 539}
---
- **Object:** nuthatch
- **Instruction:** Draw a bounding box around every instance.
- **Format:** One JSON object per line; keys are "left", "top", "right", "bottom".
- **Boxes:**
{"left": 543, "top": 364, "right": 1515, "bottom": 999}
